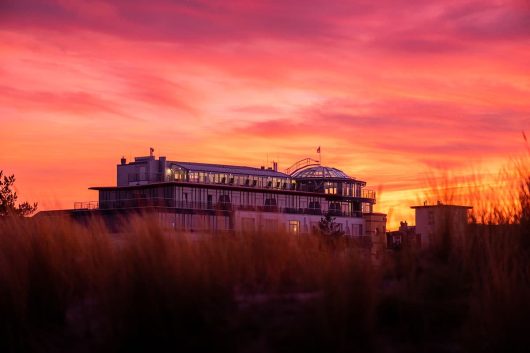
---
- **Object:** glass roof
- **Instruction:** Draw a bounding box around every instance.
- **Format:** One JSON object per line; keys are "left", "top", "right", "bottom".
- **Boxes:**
{"left": 169, "top": 161, "right": 290, "bottom": 178}
{"left": 291, "top": 166, "right": 352, "bottom": 179}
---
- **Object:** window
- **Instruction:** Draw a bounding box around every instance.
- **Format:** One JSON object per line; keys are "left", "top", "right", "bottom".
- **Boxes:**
{"left": 218, "top": 194, "right": 230, "bottom": 203}
{"left": 325, "top": 182, "right": 337, "bottom": 195}
{"left": 329, "top": 202, "right": 341, "bottom": 215}
{"left": 264, "top": 198, "right": 277, "bottom": 206}
{"left": 188, "top": 172, "right": 201, "bottom": 182}
{"left": 264, "top": 198, "right": 277, "bottom": 211}
{"left": 342, "top": 183, "right": 351, "bottom": 196}
{"left": 308, "top": 201, "right": 321, "bottom": 209}
{"left": 289, "top": 220, "right": 300, "bottom": 235}
{"left": 218, "top": 194, "right": 231, "bottom": 210}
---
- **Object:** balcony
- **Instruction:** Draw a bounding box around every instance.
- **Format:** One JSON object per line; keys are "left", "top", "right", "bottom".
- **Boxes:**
{"left": 361, "top": 189, "right": 376, "bottom": 202}
{"left": 74, "top": 201, "right": 99, "bottom": 210}
{"left": 77, "top": 197, "right": 364, "bottom": 218}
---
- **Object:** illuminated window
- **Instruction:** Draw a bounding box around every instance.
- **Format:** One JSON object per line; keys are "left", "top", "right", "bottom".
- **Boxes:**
{"left": 325, "top": 182, "right": 337, "bottom": 194}
{"left": 289, "top": 220, "right": 300, "bottom": 235}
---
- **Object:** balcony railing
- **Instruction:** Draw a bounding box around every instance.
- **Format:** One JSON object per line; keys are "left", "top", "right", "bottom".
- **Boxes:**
{"left": 75, "top": 198, "right": 363, "bottom": 218}
{"left": 74, "top": 201, "right": 99, "bottom": 210}
{"left": 124, "top": 173, "right": 376, "bottom": 202}
{"left": 362, "top": 189, "right": 376, "bottom": 201}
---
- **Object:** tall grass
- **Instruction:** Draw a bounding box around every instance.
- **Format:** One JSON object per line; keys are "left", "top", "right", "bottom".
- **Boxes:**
{"left": 0, "top": 216, "right": 377, "bottom": 353}
{"left": 1, "top": 160, "right": 529, "bottom": 352}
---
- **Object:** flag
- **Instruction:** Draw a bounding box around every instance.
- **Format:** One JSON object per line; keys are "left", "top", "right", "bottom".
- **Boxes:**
{"left": 317, "top": 146, "right": 321, "bottom": 153}
{"left": 523, "top": 131, "right": 528, "bottom": 143}
{"left": 150, "top": 147, "right": 154, "bottom": 156}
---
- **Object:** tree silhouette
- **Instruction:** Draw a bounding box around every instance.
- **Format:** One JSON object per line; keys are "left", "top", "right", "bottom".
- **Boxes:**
{"left": 318, "top": 212, "right": 345, "bottom": 237}
{"left": 0, "top": 171, "right": 38, "bottom": 217}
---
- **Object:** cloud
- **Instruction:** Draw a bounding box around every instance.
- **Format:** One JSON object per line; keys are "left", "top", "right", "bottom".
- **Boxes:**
{"left": 0, "top": 85, "right": 123, "bottom": 117}
{"left": 1, "top": 0, "right": 529, "bottom": 228}
{"left": 230, "top": 105, "right": 285, "bottom": 115}
{"left": 114, "top": 71, "right": 199, "bottom": 115}
{"left": 443, "top": 2, "right": 530, "bottom": 41}
{"left": 232, "top": 96, "right": 528, "bottom": 169}
{"left": 0, "top": 0, "right": 352, "bottom": 43}
{"left": 3, "top": 0, "right": 526, "bottom": 48}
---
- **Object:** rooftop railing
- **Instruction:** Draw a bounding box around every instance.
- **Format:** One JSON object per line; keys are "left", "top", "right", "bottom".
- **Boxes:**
{"left": 74, "top": 198, "right": 364, "bottom": 218}
{"left": 124, "top": 172, "right": 376, "bottom": 201}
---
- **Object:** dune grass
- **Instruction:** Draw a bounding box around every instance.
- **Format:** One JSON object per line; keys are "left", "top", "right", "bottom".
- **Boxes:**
{"left": 0, "top": 216, "right": 378, "bottom": 353}
{"left": 1, "top": 165, "right": 530, "bottom": 352}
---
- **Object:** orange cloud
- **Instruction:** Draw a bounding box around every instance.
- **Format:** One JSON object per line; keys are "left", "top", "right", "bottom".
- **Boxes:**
{"left": 1, "top": 0, "right": 529, "bottom": 228}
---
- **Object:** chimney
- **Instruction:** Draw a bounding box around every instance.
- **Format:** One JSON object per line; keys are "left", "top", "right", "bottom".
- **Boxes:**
{"left": 273, "top": 161, "right": 278, "bottom": 172}
{"left": 120, "top": 156, "right": 127, "bottom": 165}
{"left": 159, "top": 156, "right": 167, "bottom": 173}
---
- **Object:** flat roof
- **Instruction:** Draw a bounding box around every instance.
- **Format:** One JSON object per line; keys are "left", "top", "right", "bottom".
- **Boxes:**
{"left": 411, "top": 204, "right": 472, "bottom": 209}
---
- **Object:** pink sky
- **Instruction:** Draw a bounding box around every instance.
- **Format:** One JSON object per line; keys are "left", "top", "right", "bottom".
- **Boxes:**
{"left": 1, "top": 0, "right": 529, "bottom": 228}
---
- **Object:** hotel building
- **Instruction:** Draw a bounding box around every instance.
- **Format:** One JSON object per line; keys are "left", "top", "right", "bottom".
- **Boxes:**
{"left": 71, "top": 152, "right": 384, "bottom": 236}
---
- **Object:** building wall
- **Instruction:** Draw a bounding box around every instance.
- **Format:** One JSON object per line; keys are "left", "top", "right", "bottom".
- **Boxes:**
{"left": 158, "top": 212, "right": 231, "bottom": 232}
{"left": 157, "top": 209, "right": 364, "bottom": 235}
{"left": 117, "top": 156, "right": 167, "bottom": 187}
{"left": 364, "top": 213, "right": 387, "bottom": 236}
{"left": 415, "top": 206, "right": 470, "bottom": 248}
{"left": 364, "top": 212, "right": 387, "bottom": 260}
{"left": 234, "top": 210, "right": 364, "bottom": 235}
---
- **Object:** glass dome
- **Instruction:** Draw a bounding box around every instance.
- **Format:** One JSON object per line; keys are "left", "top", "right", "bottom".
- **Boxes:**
{"left": 291, "top": 166, "right": 352, "bottom": 180}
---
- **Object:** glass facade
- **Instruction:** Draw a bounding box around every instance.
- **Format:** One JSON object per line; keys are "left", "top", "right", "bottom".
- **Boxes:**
{"left": 106, "top": 159, "right": 376, "bottom": 218}
{"left": 168, "top": 165, "right": 291, "bottom": 190}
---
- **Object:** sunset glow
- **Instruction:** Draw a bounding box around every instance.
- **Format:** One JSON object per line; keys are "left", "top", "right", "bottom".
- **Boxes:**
{"left": 1, "top": 0, "right": 529, "bottom": 228}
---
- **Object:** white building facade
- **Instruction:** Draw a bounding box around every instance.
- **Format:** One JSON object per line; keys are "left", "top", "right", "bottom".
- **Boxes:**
{"left": 89, "top": 154, "right": 379, "bottom": 236}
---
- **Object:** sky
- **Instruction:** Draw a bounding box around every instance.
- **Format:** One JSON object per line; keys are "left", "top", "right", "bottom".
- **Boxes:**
{"left": 1, "top": 0, "right": 529, "bottom": 228}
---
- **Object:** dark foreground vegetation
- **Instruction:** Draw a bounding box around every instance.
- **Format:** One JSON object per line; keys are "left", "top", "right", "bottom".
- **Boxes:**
{"left": 1, "top": 168, "right": 529, "bottom": 353}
